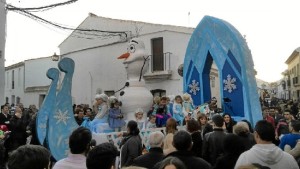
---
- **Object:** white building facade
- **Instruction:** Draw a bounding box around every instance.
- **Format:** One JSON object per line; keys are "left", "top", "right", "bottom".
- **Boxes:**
{"left": 0, "top": 0, "right": 6, "bottom": 105}
{"left": 5, "top": 57, "right": 58, "bottom": 108}
{"left": 59, "top": 14, "right": 222, "bottom": 106}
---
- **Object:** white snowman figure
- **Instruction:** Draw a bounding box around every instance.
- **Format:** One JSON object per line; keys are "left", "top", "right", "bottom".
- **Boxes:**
{"left": 117, "top": 38, "right": 153, "bottom": 122}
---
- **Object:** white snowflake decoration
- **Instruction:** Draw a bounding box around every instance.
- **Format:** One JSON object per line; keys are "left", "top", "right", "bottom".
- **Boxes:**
{"left": 54, "top": 110, "right": 71, "bottom": 125}
{"left": 188, "top": 79, "right": 200, "bottom": 95}
{"left": 223, "top": 74, "right": 237, "bottom": 93}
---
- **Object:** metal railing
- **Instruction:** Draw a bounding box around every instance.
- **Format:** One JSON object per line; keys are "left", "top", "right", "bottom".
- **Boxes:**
{"left": 147, "top": 52, "right": 172, "bottom": 73}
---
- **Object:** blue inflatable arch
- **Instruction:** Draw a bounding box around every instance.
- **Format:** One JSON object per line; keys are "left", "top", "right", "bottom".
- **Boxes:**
{"left": 184, "top": 16, "right": 262, "bottom": 125}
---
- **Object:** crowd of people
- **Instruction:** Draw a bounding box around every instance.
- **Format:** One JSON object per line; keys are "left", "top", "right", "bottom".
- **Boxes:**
{"left": 1, "top": 94, "right": 300, "bottom": 169}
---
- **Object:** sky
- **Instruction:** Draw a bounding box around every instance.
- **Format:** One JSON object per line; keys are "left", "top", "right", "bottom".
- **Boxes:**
{"left": 4, "top": 0, "right": 300, "bottom": 82}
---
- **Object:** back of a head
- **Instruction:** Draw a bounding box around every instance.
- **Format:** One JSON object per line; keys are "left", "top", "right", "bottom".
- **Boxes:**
{"left": 8, "top": 145, "right": 50, "bottom": 169}
{"left": 212, "top": 114, "right": 224, "bottom": 127}
{"left": 86, "top": 142, "right": 118, "bottom": 169}
{"left": 187, "top": 119, "right": 200, "bottom": 133}
{"left": 173, "top": 130, "right": 192, "bottom": 151}
{"left": 223, "top": 133, "right": 245, "bottom": 155}
{"left": 159, "top": 157, "right": 187, "bottom": 169}
{"left": 254, "top": 120, "right": 275, "bottom": 142}
{"left": 233, "top": 121, "right": 250, "bottom": 137}
{"left": 166, "top": 118, "right": 177, "bottom": 134}
{"left": 149, "top": 131, "right": 164, "bottom": 148}
{"left": 127, "top": 120, "right": 140, "bottom": 135}
{"left": 291, "top": 120, "right": 300, "bottom": 132}
{"left": 69, "top": 127, "right": 92, "bottom": 154}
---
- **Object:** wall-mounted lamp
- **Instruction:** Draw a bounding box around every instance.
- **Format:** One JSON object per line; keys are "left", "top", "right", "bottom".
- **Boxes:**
{"left": 51, "top": 53, "right": 59, "bottom": 61}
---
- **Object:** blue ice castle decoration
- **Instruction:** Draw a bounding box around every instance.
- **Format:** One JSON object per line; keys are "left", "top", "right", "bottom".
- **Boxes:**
{"left": 184, "top": 16, "right": 262, "bottom": 125}
{"left": 36, "top": 58, "right": 79, "bottom": 161}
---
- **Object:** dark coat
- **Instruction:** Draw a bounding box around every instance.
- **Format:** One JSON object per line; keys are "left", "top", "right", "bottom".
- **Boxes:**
{"left": 191, "top": 131, "right": 203, "bottom": 157}
{"left": 153, "top": 150, "right": 211, "bottom": 169}
{"left": 213, "top": 154, "right": 240, "bottom": 169}
{"left": 132, "top": 147, "right": 165, "bottom": 169}
{"left": 202, "top": 128, "right": 227, "bottom": 165}
{"left": 8, "top": 115, "right": 27, "bottom": 151}
{"left": 120, "top": 135, "right": 142, "bottom": 167}
{"left": 0, "top": 113, "right": 11, "bottom": 129}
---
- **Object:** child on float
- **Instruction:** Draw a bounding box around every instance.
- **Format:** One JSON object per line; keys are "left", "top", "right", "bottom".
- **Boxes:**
{"left": 155, "top": 96, "right": 171, "bottom": 127}
{"left": 167, "top": 95, "right": 175, "bottom": 117}
{"left": 135, "top": 108, "right": 146, "bottom": 130}
{"left": 108, "top": 98, "right": 126, "bottom": 132}
{"left": 147, "top": 96, "right": 161, "bottom": 117}
{"left": 173, "top": 95, "right": 184, "bottom": 126}
{"left": 146, "top": 115, "right": 157, "bottom": 129}
{"left": 182, "top": 93, "right": 195, "bottom": 119}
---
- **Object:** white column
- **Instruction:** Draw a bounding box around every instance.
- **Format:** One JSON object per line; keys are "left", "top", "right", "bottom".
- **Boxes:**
{"left": 0, "top": 0, "right": 7, "bottom": 104}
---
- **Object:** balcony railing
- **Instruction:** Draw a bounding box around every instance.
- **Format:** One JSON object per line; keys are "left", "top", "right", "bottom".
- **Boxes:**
{"left": 144, "top": 52, "right": 172, "bottom": 80}
{"left": 147, "top": 52, "right": 172, "bottom": 72}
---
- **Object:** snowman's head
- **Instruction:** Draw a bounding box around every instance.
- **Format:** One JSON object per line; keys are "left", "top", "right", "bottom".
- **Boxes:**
{"left": 118, "top": 38, "right": 146, "bottom": 64}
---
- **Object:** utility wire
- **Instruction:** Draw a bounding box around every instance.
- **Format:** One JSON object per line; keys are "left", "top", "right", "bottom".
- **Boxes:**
{"left": 6, "top": 0, "right": 78, "bottom": 12}
{"left": 7, "top": 4, "right": 129, "bottom": 39}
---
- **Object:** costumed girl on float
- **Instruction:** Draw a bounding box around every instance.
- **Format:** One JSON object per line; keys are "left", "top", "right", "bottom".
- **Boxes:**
{"left": 82, "top": 93, "right": 113, "bottom": 133}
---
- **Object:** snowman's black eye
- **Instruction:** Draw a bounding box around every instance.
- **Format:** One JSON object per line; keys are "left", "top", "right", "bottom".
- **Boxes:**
{"left": 128, "top": 44, "right": 135, "bottom": 53}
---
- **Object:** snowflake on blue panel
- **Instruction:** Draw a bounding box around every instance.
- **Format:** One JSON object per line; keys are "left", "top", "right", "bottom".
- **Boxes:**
{"left": 223, "top": 74, "right": 237, "bottom": 93}
{"left": 189, "top": 79, "right": 200, "bottom": 95}
{"left": 54, "top": 110, "right": 71, "bottom": 125}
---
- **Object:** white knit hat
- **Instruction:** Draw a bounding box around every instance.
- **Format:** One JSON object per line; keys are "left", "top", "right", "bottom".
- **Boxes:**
{"left": 95, "top": 93, "right": 108, "bottom": 102}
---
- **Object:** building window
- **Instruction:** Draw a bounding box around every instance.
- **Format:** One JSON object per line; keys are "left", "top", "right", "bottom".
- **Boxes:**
{"left": 39, "top": 94, "right": 46, "bottom": 108}
{"left": 12, "top": 70, "right": 15, "bottom": 89}
{"left": 11, "top": 95, "right": 15, "bottom": 105}
{"left": 5, "top": 97, "right": 9, "bottom": 104}
{"left": 16, "top": 97, "right": 20, "bottom": 104}
{"left": 150, "top": 89, "right": 166, "bottom": 97}
{"left": 104, "top": 90, "right": 115, "bottom": 97}
{"left": 151, "top": 37, "right": 164, "bottom": 71}
{"left": 210, "top": 76, "right": 216, "bottom": 88}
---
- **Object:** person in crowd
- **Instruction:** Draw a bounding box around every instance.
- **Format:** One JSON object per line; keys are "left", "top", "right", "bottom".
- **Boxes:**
{"left": 223, "top": 113, "right": 237, "bottom": 133}
{"left": 75, "top": 109, "right": 85, "bottom": 126}
{"left": 53, "top": 127, "right": 92, "bottom": 169}
{"left": 120, "top": 120, "right": 142, "bottom": 167}
{"left": 154, "top": 130, "right": 211, "bottom": 169}
{"left": 9, "top": 106, "right": 27, "bottom": 151}
{"left": 7, "top": 145, "right": 51, "bottom": 169}
{"left": 135, "top": 108, "right": 145, "bottom": 130}
{"left": 86, "top": 142, "right": 118, "bottom": 169}
{"left": 108, "top": 98, "right": 125, "bottom": 132}
{"left": 279, "top": 120, "right": 300, "bottom": 150}
{"left": 159, "top": 157, "right": 187, "bottom": 169}
{"left": 262, "top": 108, "right": 275, "bottom": 128}
{"left": 233, "top": 121, "right": 256, "bottom": 151}
{"left": 132, "top": 131, "right": 165, "bottom": 168}
{"left": 182, "top": 93, "right": 194, "bottom": 118}
{"left": 285, "top": 140, "right": 300, "bottom": 166}
{"left": 81, "top": 108, "right": 93, "bottom": 128}
{"left": 234, "top": 120, "right": 298, "bottom": 169}
{"left": 186, "top": 119, "right": 202, "bottom": 157}
{"left": 27, "top": 108, "right": 39, "bottom": 145}
{"left": 156, "top": 96, "right": 171, "bottom": 127}
{"left": 202, "top": 114, "right": 227, "bottom": 165}
{"left": 173, "top": 95, "right": 184, "bottom": 126}
{"left": 0, "top": 105, "right": 11, "bottom": 128}
{"left": 213, "top": 133, "right": 245, "bottom": 169}
{"left": 241, "top": 119, "right": 254, "bottom": 133}
{"left": 275, "top": 110, "right": 293, "bottom": 140}
{"left": 163, "top": 118, "right": 177, "bottom": 155}
{"left": 0, "top": 125, "right": 9, "bottom": 169}
{"left": 146, "top": 115, "right": 157, "bottom": 129}
{"left": 197, "top": 113, "right": 213, "bottom": 140}
{"left": 291, "top": 102, "right": 299, "bottom": 118}
{"left": 90, "top": 94, "right": 110, "bottom": 133}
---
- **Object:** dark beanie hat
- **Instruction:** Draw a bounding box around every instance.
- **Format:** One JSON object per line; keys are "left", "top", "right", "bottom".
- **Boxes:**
{"left": 212, "top": 114, "right": 224, "bottom": 127}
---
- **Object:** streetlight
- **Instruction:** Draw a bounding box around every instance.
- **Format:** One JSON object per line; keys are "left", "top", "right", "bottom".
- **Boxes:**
{"left": 51, "top": 53, "right": 59, "bottom": 61}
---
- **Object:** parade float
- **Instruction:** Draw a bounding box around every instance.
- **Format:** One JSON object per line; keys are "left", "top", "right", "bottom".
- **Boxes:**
{"left": 36, "top": 16, "right": 262, "bottom": 160}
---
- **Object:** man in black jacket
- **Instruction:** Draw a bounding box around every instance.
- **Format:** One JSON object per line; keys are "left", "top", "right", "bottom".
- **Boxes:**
{"left": 153, "top": 130, "right": 211, "bottom": 169}
{"left": 202, "top": 114, "right": 227, "bottom": 165}
{"left": 132, "top": 131, "right": 165, "bottom": 168}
